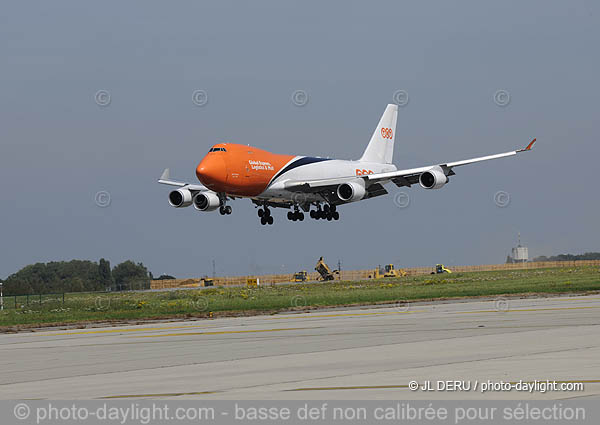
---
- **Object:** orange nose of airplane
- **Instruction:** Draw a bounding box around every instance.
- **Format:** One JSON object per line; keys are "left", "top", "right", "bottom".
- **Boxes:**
{"left": 196, "top": 154, "right": 227, "bottom": 189}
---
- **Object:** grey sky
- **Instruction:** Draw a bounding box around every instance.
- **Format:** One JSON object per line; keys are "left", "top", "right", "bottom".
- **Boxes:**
{"left": 1, "top": 0, "right": 598, "bottom": 278}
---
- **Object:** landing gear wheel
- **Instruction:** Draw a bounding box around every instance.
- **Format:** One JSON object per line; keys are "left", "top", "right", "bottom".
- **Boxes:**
{"left": 259, "top": 207, "right": 270, "bottom": 218}
{"left": 330, "top": 205, "right": 337, "bottom": 212}
{"left": 267, "top": 216, "right": 274, "bottom": 225}
{"left": 260, "top": 216, "right": 267, "bottom": 225}
{"left": 323, "top": 204, "right": 330, "bottom": 213}
{"left": 333, "top": 211, "right": 340, "bottom": 220}
{"left": 219, "top": 206, "right": 226, "bottom": 215}
{"left": 326, "top": 213, "right": 333, "bottom": 221}
{"left": 225, "top": 206, "right": 232, "bottom": 215}
{"left": 309, "top": 210, "right": 315, "bottom": 219}
{"left": 287, "top": 211, "right": 293, "bottom": 220}
{"left": 298, "top": 212, "right": 304, "bottom": 221}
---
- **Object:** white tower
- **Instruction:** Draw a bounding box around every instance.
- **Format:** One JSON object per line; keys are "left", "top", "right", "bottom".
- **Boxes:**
{"left": 511, "top": 232, "right": 529, "bottom": 263}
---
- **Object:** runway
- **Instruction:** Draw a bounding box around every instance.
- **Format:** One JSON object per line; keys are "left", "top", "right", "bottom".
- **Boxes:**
{"left": 0, "top": 294, "right": 599, "bottom": 400}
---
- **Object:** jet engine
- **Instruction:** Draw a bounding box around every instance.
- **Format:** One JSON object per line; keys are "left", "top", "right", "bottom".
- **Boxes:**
{"left": 419, "top": 166, "right": 448, "bottom": 189}
{"left": 337, "top": 180, "right": 366, "bottom": 202}
{"left": 168, "top": 188, "right": 193, "bottom": 208}
{"left": 193, "top": 191, "right": 221, "bottom": 211}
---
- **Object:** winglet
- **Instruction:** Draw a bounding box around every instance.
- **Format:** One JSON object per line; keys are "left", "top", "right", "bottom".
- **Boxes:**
{"left": 517, "top": 138, "right": 536, "bottom": 152}
{"left": 160, "top": 168, "right": 170, "bottom": 180}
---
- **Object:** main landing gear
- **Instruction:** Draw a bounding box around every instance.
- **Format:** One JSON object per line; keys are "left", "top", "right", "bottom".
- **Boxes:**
{"left": 256, "top": 203, "right": 338, "bottom": 225}
{"left": 287, "top": 207, "right": 305, "bottom": 222}
{"left": 258, "top": 206, "right": 274, "bottom": 225}
{"left": 310, "top": 204, "right": 339, "bottom": 221}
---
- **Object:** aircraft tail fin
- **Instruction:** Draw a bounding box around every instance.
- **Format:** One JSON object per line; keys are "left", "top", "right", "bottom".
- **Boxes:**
{"left": 359, "top": 104, "right": 398, "bottom": 164}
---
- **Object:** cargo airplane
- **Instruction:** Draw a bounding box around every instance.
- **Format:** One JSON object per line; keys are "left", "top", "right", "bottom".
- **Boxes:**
{"left": 159, "top": 104, "right": 535, "bottom": 225}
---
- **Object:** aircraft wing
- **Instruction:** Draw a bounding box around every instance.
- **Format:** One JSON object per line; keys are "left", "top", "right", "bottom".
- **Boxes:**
{"left": 365, "top": 138, "right": 536, "bottom": 187}
{"left": 157, "top": 168, "right": 208, "bottom": 191}
{"left": 283, "top": 138, "right": 536, "bottom": 192}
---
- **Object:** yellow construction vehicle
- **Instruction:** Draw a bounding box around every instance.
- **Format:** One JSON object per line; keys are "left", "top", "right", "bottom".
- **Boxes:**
{"left": 315, "top": 257, "right": 339, "bottom": 281}
{"left": 432, "top": 264, "right": 452, "bottom": 274}
{"left": 372, "top": 264, "right": 407, "bottom": 278}
{"left": 293, "top": 271, "right": 308, "bottom": 282}
{"left": 383, "top": 264, "right": 407, "bottom": 277}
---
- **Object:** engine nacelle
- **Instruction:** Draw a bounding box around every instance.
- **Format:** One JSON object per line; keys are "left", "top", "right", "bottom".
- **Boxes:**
{"left": 337, "top": 180, "right": 366, "bottom": 202}
{"left": 168, "top": 188, "right": 193, "bottom": 208}
{"left": 193, "top": 191, "right": 221, "bottom": 211}
{"left": 419, "top": 166, "right": 448, "bottom": 190}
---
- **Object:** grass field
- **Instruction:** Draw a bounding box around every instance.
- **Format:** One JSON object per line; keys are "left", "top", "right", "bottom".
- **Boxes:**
{"left": 1, "top": 266, "right": 599, "bottom": 329}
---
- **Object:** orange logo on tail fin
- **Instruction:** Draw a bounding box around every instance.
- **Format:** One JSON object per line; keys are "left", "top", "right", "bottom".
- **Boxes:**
{"left": 381, "top": 128, "right": 393, "bottom": 139}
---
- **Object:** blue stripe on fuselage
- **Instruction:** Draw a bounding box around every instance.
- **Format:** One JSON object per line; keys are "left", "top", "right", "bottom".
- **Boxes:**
{"left": 269, "top": 156, "right": 332, "bottom": 184}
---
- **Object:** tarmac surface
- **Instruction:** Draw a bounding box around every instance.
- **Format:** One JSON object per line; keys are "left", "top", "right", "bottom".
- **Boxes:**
{"left": 0, "top": 294, "right": 599, "bottom": 400}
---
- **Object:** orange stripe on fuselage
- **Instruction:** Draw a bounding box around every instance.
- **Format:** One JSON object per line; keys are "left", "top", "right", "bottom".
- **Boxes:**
{"left": 196, "top": 143, "right": 295, "bottom": 196}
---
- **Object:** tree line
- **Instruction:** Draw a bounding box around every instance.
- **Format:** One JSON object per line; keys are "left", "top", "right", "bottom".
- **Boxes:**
{"left": 532, "top": 252, "right": 600, "bottom": 262}
{"left": 1, "top": 259, "right": 156, "bottom": 295}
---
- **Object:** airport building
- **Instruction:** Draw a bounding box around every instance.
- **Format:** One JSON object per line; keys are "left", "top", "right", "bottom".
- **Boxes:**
{"left": 506, "top": 233, "right": 529, "bottom": 263}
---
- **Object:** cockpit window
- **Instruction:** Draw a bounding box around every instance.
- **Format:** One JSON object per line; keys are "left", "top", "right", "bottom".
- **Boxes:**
{"left": 209, "top": 147, "right": 227, "bottom": 152}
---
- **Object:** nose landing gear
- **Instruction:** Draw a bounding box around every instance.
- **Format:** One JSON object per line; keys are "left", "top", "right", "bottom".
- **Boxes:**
{"left": 219, "top": 205, "right": 232, "bottom": 215}
{"left": 218, "top": 194, "right": 232, "bottom": 215}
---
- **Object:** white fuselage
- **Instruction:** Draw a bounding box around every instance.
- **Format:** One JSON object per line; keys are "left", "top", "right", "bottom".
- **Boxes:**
{"left": 262, "top": 158, "right": 397, "bottom": 203}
